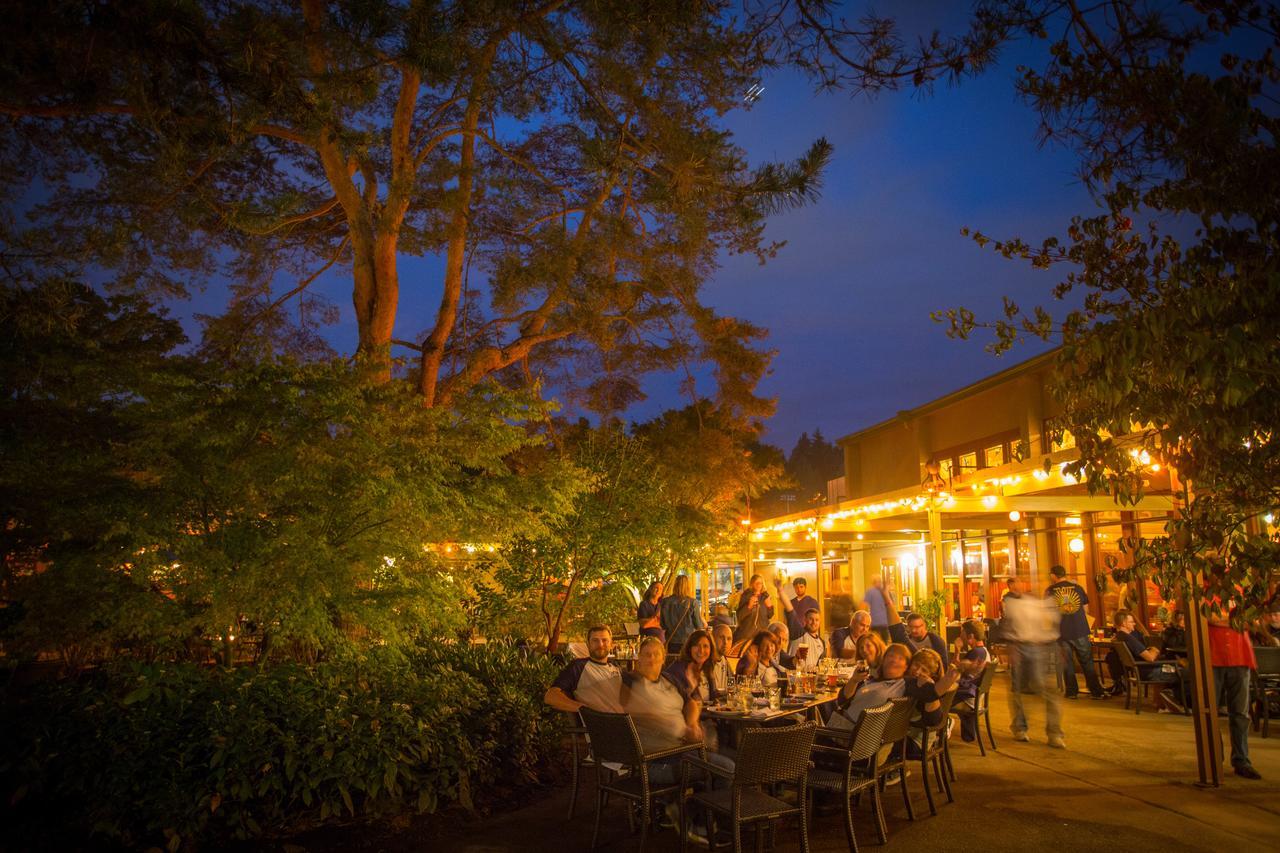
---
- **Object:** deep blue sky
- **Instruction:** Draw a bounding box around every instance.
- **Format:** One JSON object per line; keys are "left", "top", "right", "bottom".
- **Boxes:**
{"left": 629, "top": 34, "right": 1090, "bottom": 449}
{"left": 180, "top": 13, "right": 1094, "bottom": 453}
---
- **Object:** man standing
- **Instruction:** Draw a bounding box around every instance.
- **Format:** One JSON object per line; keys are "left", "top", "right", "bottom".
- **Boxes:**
{"left": 904, "top": 612, "right": 950, "bottom": 667}
{"left": 1002, "top": 575, "right": 1065, "bottom": 747}
{"left": 863, "top": 575, "right": 891, "bottom": 642}
{"left": 776, "top": 576, "right": 821, "bottom": 640}
{"left": 1208, "top": 608, "right": 1262, "bottom": 779}
{"left": 788, "top": 608, "right": 827, "bottom": 670}
{"left": 1045, "top": 565, "right": 1105, "bottom": 699}
{"left": 543, "top": 625, "right": 624, "bottom": 713}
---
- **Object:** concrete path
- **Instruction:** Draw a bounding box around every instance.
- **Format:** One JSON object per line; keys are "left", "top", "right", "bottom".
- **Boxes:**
{"left": 272, "top": 675, "right": 1280, "bottom": 852}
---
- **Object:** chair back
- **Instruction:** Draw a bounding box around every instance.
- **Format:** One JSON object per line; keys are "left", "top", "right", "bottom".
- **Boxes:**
{"left": 975, "top": 663, "right": 996, "bottom": 708}
{"left": 880, "top": 696, "right": 916, "bottom": 745}
{"left": 734, "top": 721, "right": 817, "bottom": 787}
{"left": 847, "top": 701, "right": 893, "bottom": 763}
{"left": 1113, "top": 637, "right": 1139, "bottom": 672}
{"left": 926, "top": 688, "right": 959, "bottom": 733}
{"left": 1255, "top": 645, "right": 1280, "bottom": 676}
{"left": 579, "top": 707, "right": 645, "bottom": 767}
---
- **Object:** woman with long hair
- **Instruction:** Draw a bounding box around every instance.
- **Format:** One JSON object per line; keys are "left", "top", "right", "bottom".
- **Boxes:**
{"left": 667, "top": 629, "right": 718, "bottom": 704}
{"left": 637, "top": 580, "right": 665, "bottom": 644}
{"left": 659, "top": 574, "right": 705, "bottom": 654}
{"left": 855, "top": 632, "right": 887, "bottom": 677}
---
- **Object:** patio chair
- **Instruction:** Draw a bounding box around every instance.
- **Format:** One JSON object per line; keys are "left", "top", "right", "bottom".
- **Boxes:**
{"left": 870, "top": 697, "right": 918, "bottom": 842}
{"left": 805, "top": 702, "right": 893, "bottom": 853}
{"left": 679, "top": 721, "right": 817, "bottom": 853}
{"left": 1251, "top": 646, "right": 1280, "bottom": 738}
{"left": 579, "top": 708, "right": 705, "bottom": 852}
{"left": 1113, "top": 638, "right": 1164, "bottom": 714}
{"left": 910, "top": 689, "right": 958, "bottom": 816}
{"left": 952, "top": 664, "right": 998, "bottom": 757}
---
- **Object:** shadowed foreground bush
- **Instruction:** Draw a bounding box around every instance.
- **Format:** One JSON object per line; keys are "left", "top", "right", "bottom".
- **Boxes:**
{"left": 0, "top": 641, "right": 566, "bottom": 850}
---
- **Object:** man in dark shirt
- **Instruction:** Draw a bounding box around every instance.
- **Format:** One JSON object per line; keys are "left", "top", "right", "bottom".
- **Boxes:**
{"left": 1114, "top": 609, "right": 1189, "bottom": 710}
{"left": 903, "top": 613, "right": 949, "bottom": 666}
{"left": 1045, "top": 565, "right": 1105, "bottom": 699}
{"left": 777, "top": 576, "right": 821, "bottom": 640}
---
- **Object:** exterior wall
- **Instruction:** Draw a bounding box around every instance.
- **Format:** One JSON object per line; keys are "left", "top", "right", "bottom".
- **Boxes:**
{"left": 841, "top": 357, "right": 1062, "bottom": 497}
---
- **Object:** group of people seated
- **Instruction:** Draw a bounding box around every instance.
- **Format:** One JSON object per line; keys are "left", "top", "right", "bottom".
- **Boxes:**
{"left": 545, "top": 582, "right": 995, "bottom": 841}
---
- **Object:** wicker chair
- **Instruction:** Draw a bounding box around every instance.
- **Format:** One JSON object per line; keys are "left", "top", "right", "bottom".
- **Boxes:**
{"left": 805, "top": 702, "right": 893, "bottom": 853}
{"left": 1252, "top": 646, "right": 1280, "bottom": 738}
{"left": 680, "top": 721, "right": 817, "bottom": 853}
{"left": 910, "top": 689, "right": 958, "bottom": 816}
{"left": 869, "top": 696, "right": 917, "bottom": 843}
{"left": 1113, "top": 637, "right": 1164, "bottom": 714}
{"left": 952, "top": 664, "right": 998, "bottom": 757}
{"left": 579, "top": 708, "right": 705, "bottom": 852}
{"left": 566, "top": 719, "right": 594, "bottom": 820}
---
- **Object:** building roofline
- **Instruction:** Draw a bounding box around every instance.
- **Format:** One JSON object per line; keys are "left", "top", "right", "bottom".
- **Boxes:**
{"left": 837, "top": 347, "right": 1060, "bottom": 446}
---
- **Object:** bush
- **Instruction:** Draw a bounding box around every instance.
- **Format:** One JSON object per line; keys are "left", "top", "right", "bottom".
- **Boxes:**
{"left": 0, "top": 640, "right": 566, "bottom": 849}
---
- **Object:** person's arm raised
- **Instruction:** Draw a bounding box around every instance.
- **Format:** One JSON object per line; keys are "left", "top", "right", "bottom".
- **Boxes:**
{"left": 774, "top": 579, "right": 794, "bottom": 614}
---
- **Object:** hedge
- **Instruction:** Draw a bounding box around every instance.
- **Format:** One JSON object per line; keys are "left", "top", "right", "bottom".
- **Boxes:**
{"left": 0, "top": 640, "right": 567, "bottom": 850}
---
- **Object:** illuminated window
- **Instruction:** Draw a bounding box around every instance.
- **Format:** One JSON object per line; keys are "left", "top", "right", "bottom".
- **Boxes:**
{"left": 1049, "top": 428, "right": 1076, "bottom": 452}
{"left": 958, "top": 451, "right": 978, "bottom": 472}
{"left": 938, "top": 458, "right": 953, "bottom": 481}
{"left": 983, "top": 444, "right": 1004, "bottom": 468}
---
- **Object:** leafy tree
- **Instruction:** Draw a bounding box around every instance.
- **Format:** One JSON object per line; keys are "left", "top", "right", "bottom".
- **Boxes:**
{"left": 486, "top": 426, "right": 674, "bottom": 651}
{"left": 785, "top": 428, "right": 842, "bottom": 505}
{"left": 932, "top": 1, "right": 1280, "bottom": 616}
{"left": 2, "top": 277, "right": 579, "bottom": 664}
{"left": 0, "top": 0, "right": 837, "bottom": 418}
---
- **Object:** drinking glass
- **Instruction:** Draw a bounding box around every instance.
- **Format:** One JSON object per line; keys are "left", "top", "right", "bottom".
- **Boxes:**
{"left": 767, "top": 686, "right": 782, "bottom": 710}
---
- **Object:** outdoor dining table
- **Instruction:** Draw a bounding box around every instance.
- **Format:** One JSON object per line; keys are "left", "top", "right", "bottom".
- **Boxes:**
{"left": 700, "top": 691, "right": 840, "bottom": 726}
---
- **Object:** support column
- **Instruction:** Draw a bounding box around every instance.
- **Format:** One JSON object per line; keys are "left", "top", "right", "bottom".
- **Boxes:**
{"left": 928, "top": 505, "right": 946, "bottom": 635}
{"left": 814, "top": 528, "right": 827, "bottom": 631}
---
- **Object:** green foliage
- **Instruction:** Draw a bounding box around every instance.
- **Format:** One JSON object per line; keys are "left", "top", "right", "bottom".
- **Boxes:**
{"left": 0, "top": 641, "right": 566, "bottom": 849}
{"left": 932, "top": 1, "right": 1280, "bottom": 618}
{"left": 1, "top": 277, "right": 579, "bottom": 664}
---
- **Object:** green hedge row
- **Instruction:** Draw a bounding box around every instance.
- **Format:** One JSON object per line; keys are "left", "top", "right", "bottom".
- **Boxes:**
{"left": 0, "top": 641, "right": 567, "bottom": 850}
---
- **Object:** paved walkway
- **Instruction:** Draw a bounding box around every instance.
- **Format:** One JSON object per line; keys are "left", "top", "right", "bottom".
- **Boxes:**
{"left": 272, "top": 675, "right": 1280, "bottom": 852}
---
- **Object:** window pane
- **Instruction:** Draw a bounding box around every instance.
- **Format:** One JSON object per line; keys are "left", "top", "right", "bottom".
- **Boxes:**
{"left": 983, "top": 444, "right": 1004, "bottom": 468}
{"left": 939, "top": 458, "right": 953, "bottom": 481}
{"left": 958, "top": 451, "right": 978, "bottom": 473}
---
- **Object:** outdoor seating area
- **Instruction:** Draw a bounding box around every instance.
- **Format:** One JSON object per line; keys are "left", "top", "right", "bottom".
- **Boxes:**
{"left": 3, "top": 3, "right": 1279, "bottom": 851}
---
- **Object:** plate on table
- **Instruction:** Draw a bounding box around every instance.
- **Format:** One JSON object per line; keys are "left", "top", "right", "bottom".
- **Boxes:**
{"left": 791, "top": 693, "right": 816, "bottom": 700}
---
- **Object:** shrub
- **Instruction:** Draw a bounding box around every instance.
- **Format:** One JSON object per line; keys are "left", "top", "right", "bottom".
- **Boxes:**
{"left": 0, "top": 640, "right": 566, "bottom": 849}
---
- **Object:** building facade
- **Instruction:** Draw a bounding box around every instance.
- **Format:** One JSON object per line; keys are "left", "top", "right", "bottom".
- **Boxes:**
{"left": 747, "top": 351, "right": 1179, "bottom": 634}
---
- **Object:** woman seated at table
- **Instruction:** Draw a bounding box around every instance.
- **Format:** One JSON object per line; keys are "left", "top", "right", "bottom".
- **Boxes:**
{"left": 735, "top": 630, "right": 787, "bottom": 688}
{"left": 855, "top": 632, "right": 887, "bottom": 677}
{"left": 665, "top": 629, "right": 720, "bottom": 706}
{"left": 828, "top": 643, "right": 913, "bottom": 730}
{"left": 901, "top": 649, "right": 960, "bottom": 757}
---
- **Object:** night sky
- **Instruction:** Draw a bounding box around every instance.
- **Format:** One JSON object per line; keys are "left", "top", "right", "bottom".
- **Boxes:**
{"left": 181, "top": 11, "right": 1098, "bottom": 452}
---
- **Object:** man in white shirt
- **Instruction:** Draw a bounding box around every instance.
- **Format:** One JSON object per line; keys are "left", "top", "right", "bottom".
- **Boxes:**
{"left": 1000, "top": 576, "right": 1064, "bottom": 747}
{"left": 544, "top": 625, "right": 624, "bottom": 714}
{"left": 788, "top": 608, "right": 827, "bottom": 670}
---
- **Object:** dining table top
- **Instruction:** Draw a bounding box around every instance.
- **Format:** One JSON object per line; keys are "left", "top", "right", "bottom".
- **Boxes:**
{"left": 700, "top": 690, "right": 839, "bottom": 724}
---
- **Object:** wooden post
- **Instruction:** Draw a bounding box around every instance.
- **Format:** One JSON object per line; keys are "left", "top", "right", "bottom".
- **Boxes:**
{"left": 814, "top": 527, "right": 827, "bottom": 632}
{"left": 1170, "top": 466, "right": 1223, "bottom": 787}
{"left": 928, "top": 505, "right": 946, "bottom": 635}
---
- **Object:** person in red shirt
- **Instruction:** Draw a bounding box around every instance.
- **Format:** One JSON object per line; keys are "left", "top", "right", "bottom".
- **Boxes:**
{"left": 1207, "top": 608, "right": 1261, "bottom": 779}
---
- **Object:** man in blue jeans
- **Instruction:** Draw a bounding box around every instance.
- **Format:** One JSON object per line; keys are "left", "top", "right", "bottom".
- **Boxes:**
{"left": 1046, "top": 565, "right": 1105, "bottom": 699}
{"left": 1207, "top": 611, "right": 1262, "bottom": 779}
